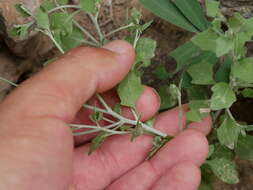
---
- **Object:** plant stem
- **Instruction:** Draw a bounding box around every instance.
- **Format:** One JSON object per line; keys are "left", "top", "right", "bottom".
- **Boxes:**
{"left": 83, "top": 103, "right": 168, "bottom": 137}
{"left": 73, "top": 20, "right": 100, "bottom": 45}
{"left": 88, "top": 13, "right": 104, "bottom": 44}
{"left": 48, "top": 5, "right": 81, "bottom": 14}
{"left": 226, "top": 108, "right": 235, "bottom": 121}
{"left": 0, "top": 77, "right": 18, "bottom": 87}
{"left": 105, "top": 23, "right": 134, "bottom": 37}
{"left": 46, "top": 31, "right": 65, "bottom": 54}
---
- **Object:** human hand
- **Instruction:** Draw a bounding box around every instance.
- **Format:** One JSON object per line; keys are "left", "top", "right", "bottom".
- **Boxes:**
{"left": 0, "top": 41, "right": 211, "bottom": 190}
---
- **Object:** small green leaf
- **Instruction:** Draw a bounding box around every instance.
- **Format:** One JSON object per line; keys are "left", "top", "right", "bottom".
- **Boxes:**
{"left": 173, "top": 0, "right": 210, "bottom": 31}
{"left": 41, "top": 0, "right": 56, "bottom": 11}
{"left": 35, "top": 7, "right": 50, "bottom": 30}
{"left": 186, "top": 110, "right": 202, "bottom": 122}
{"left": 89, "top": 111, "right": 103, "bottom": 123}
{"left": 217, "top": 114, "right": 241, "bottom": 149}
{"left": 153, "top": 66, "right": 171, "bottom": 80}
{"left": 50, "top": 12, "right": 73, "bottom": 35}
{"left": 157, "top": 84, "right": 179, "bottom": 110}
{"left": 9, "top": 22, "right": 33, "bottom": 38}
{"left": 80, "top": 0, "right": 101, "bottom": 13}
{"left": 232, "top": 58, "right": 253, "bottom": 83}
{"left": 210, "top": 83, "right": 236, "bottom": 110}
{"left": 241, "top": 88, "right": 253, "bottom": 98}
{"left": 136, "top": 38, "right": 157, "bottom": 62}
{"left": 187, "top": 62, "right": 215, "bottom": 85}
{"left": 192, "top": 29, "right": 218, "bottom": 53}
{"left": 216, "top": 36, "right": 234, "bottom": 57}
{"left": 205, "top": 0, "right": 220, "bottom": 18}
{"left": 89, "top": 131, "right": 110, "bottom": 154}
{"left": 236, "top": 134, "right": 253, "bottom": 161}
{"left": 117, "top": 71, "right": 144, "bottom": 108}
{"left": 215, "top": 56, "right": 232, "bottom": 83}
{"left": 210, "top": 144, "right": 234, "bottom": 160}
{"left": 139, "top": 0, "right": 198, "bottom": 32}
{"left": 169, "top": 42, "right": 201, "bottom": 72}
{"left": 207, "top": 158, "right": 239, "bottom": 184}
{"left": 59, "top": 27, "right": 84, "bottom": 51}
{"left": 147, "top": 136, "right": 172, "bottom": 159}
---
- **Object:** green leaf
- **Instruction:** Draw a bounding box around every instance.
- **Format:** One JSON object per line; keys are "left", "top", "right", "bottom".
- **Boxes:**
{"left": 9, "top": 22, "right": 33, "bottom": 38}
{"left": 217, "top": 114, "right": 241, "bottom": 149}
{"left": 15, "top": 4, "right": 32, "bottom": 17}
{"left": 215, "top": 56, "right": 232, "bottom": 83}
{"left": 117, "top": 71, "right": 144, "bottom": 108}
{"left": 188, "top": 100, "right": 210, "bottom": 119}
{"left": 210, "top": 144, "right": 234, "bottom": 160}
{"left": 89, "top": 131, "right": 110, "bottom": 154}
{"left": 186, "top": 110, "right": 202, "bottom": 122}
{"left": 241, "top": 88, "right": 253, "bottom": 98}
{"left": 172, "top": 0, "right": 210, "bottom": 31}
{"left": 236, "top": 134, "right": 253, "bottom": 161}
{"left": 41, "top": 0, "right": 56, "bottom": 11}
{"left": 35, "top": 8, "right": 50, "bottom": 30}
{"left": 139, "top": 0, "right": 198, "bottom": 32}
{"left": 192, "top": 29, "right": 218, "bottom": 53}
{"left": 207, "top": 158, "right": 239, "bottom": 184}
{"left": 205, "top": 0, "right": 220, "bottom": 18}
{"left": 232, "top": 58, "right": 253, "bottom": 83}
{"left": 210, "top": 83, "right": 236, "bottom": 110}
{"left": 187, "top": 62, "right": 215, "bottom": 85}
{"left": 216, "top": 36, "right": 234, "bottom": 57}
{"left": 169, "top": 42, "right": 201, "bottom": 72}
{"left": 136, "top": 38, "right": 157, "bottom": 62}
{"left": 80, "top": 0, "right": 100, "bottom": 13}
{"left": 158, "top": 84, "right": 179, "bottom": 110}
{"left": 59, "top": 27, "right": 84, "bottom": 51}
{"left": 50, "top": 12, "right": 73, "bottom": 35}
{"left": 153, "top": 66, "right": 171, "bottom": 80}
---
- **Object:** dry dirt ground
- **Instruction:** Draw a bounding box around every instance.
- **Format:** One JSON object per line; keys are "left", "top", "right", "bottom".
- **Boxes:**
{"left": 1, "top": 0, "right": 253, "bottom": 189}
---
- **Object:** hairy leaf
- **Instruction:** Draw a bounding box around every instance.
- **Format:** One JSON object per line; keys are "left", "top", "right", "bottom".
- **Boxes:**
{"left": 210, "top": 83, "right": 236, "bottom": 110}
{"left": 117, "top": 71, "right": 144, "bottom": 108}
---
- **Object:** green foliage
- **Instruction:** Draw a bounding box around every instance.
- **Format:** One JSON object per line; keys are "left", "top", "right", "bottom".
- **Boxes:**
{"left": 206, "top": 158, "right": 239, "bottom": 184}
{"left": 217, "top": 114, "right": 241, "bottom": 149}
{"left": 210, "top": 83, "right": 236, "bottom": 110}
{"left": 236, "top": 135, "right": 253, "bottom": 161}
{"left": 158, "top": 84, "right": 179, "bottom": 110}
{"left": 117, "top": 71, "right": 144, "bottom": 108}
{"left": 205, "top": 0, "right": 220, "bottom": 18}
{"left": 139, "top": 0, "right": 209, "bottom": 32}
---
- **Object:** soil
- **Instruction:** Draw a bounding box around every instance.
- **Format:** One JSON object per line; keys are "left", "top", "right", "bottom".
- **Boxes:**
{"left": 0, "top": 0, "right": 253, "bottom": 189}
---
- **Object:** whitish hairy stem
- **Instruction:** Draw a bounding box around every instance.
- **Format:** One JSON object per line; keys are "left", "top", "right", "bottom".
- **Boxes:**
{"left": 48, "top": 5, "right": 81, "bottom": 14}
{"left": 82, "top": 94, "right": 168, "bottom": 138}
{"left": 0, "top": 77, "right": 18, "bottom": 87}
{"left": 70, "top": 122, "right": 127, "bottom": 136}
{"left": 105, "top": 23, "right": 134, "bottom": 37}
{"left": 88, "top": 12, "right": 104, "bottom": 44}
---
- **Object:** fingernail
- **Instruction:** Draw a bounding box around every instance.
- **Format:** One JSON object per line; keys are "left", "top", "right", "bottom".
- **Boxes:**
{"left": 103, "top": 40, "right": 133, "bottom": 54}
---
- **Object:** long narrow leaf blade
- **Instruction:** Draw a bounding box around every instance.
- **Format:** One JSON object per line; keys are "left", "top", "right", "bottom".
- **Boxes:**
{"left": 172, "top": 0, "right": 210, "bottom": 31}
{"left": 139, "top": 0, "right": 198, "bottom": 32}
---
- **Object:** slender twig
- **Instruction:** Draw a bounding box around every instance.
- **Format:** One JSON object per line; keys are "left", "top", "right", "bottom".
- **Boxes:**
{"left": 88, "top": 13, "right": 104, "bottom": 43}
{"left": 48, "top": 5, "right": 81, "bottom": 14}
{"left": 105, "top": 23, "right": 134, "bottom": 37}
{"left": 0, "top": 77, "right": 18, "bottom": 87}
